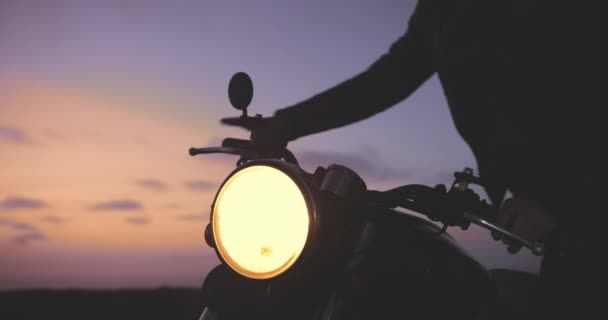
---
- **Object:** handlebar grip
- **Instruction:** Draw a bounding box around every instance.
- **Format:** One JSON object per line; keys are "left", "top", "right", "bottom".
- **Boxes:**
{"left": 222, "top": 138, "right": 252, "bottom": 149}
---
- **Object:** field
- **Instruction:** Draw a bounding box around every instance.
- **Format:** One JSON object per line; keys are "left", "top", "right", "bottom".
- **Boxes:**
{"left": 0, "top": 288, "right": 205, "bottom": 320}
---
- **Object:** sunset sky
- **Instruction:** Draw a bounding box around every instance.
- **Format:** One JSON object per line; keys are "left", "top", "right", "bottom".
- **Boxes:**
{"left": 1, "top": 0, "right": 540, "bottom": 290}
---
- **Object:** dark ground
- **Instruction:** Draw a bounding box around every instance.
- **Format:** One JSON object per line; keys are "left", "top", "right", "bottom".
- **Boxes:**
{"left": 0, "top": 288, "right": 205, "bottom": 320}
{"left": 0, "top": 271, "right": 542, "bottom": 319}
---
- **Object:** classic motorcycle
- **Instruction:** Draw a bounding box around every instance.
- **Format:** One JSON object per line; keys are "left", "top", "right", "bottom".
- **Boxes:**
{"left": 189, "top": 73, "right": 544, "bottom": 320}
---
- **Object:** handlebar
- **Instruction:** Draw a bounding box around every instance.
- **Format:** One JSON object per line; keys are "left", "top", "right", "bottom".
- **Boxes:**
{"left": 189, "top": 137, "right": 543, "bottom": 255}
{"left": 189, "top": 138, "right": 299, "bottom": 166}
{"left": 189, "top": 147, "right": 253, "bottom": 157}
{"left": 368, "top": 184, "right": 544, "bottom": 256}
{"left": 222, "top": 138, "right": 253, "bottom": 149}
{"left": 462, "top": 213, "right": 544, "bottom": 255}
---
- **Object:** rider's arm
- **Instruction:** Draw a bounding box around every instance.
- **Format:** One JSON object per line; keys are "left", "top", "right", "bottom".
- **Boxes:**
{"left": 274, "top": 0, "right": 437, "bottom": 141}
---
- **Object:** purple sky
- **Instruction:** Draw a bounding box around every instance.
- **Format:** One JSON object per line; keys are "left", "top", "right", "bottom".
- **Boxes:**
{"left": 0, "top": 0, "right": 539, "bottom": 290}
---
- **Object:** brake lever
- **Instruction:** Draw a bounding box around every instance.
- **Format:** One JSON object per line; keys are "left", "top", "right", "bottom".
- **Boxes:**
{"left": 463, "top": 213, "right": 544, "bottom": 256}
{"left": 189, "top": 147, "right": 259, "bottom": 159}
{"left": 449, "top": 168, "right": 544, "bottom": 255}
{"left": 189, "top": 141, "right": 299, "bottom": 166}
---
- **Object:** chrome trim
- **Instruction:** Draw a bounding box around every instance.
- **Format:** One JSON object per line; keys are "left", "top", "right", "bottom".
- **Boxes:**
{"left": 463, "top": 213, "right": 544, "bottom": 256}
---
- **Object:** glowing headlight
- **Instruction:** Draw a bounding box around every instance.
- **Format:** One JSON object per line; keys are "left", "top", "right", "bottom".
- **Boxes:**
{"left": 212, "top": 165, "right": 310, "bottom": 279}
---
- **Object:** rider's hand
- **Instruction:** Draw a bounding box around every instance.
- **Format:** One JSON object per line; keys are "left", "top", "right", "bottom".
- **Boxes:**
{"left": 491, "top": 197, "right": 556, "bottom": 254}
{"left": 220, "top": 115, "right": 290, "bottom": 149}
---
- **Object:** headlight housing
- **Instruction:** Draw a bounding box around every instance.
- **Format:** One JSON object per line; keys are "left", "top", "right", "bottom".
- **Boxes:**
{"left": 206, "top": 160, "right": 367, "bottom": 282}
{"left": 209, "top": 160, "right": 318, "bottom": 280}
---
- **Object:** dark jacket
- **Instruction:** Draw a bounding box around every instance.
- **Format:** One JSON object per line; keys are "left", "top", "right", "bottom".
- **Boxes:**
{"left": 274, "top": 0, "right": 605, "bottom": 242}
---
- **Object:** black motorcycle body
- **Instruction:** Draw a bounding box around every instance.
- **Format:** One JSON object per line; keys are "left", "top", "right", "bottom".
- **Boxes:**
{"left": 201, "top": 209, "right": 495, "bottom": 320}
{"left": 191, "top": 72, "right": 543, "bottom": 320}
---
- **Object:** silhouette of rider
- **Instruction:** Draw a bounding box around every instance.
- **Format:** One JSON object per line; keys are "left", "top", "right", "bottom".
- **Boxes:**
{"left": 223, "top": 0, "right": 606, "bottom": 317}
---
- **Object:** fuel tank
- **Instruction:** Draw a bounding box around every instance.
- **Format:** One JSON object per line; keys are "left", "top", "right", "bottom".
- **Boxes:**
{"left": 324, "top": 208, "right": 495, "bottom": 319}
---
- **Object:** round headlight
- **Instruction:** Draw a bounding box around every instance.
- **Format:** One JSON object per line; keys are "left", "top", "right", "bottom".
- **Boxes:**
{"left": 212, "top": 164, "right": 310, "bottom": 280}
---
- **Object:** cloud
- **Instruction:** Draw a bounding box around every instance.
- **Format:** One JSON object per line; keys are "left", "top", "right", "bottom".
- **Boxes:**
{"left": 176, "top": 214, "right": 207, "bottom": 221}
{"left": 0, "top": 218, "right": 35, "bottom": 231}
{"left": 0, "top": 196, "right": 46, "bottom": 211}
{"left": 41, "top": 215, "right": 66, "bottom": 224}
{"left": 0, "top": 218, "right": 46, "bottom": 244}
{"left": 90, "top": 200, "right": 143, "bottom": 211}
{"left": 14, "top": 232, "right": 46, "bottom": 245}
{"left": 297, "top": 150, "right": 415, "bottom": 183}
{"left": 10, "top": 221, "right": 38, "bottom": 231}
{"left": 0, "top": 126, "right": 28, "bottom": 143}
{"left": 125, "top": 216, "right": 149, "bottom": 225}
{"left": 136, "top": 179, "right": 169, "bottom": 191}
{"left": 184, "top": 180, "right": 216, "bottom": 191}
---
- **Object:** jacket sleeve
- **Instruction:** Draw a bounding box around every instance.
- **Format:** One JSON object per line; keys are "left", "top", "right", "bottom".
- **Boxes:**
{"left": 274, "top": 0, "right": 437, "bottom": 141}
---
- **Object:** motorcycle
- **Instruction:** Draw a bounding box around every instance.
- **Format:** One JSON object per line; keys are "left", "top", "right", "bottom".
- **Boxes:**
{"left": 189, "top": 72, "right": 545, "bottom": 320}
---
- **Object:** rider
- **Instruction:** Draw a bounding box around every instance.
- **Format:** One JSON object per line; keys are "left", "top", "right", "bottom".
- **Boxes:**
{"left": 222, "top": 0, "right": 605, "bottom": 317}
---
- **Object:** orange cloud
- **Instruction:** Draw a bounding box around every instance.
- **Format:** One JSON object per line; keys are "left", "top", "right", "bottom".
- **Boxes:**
{"left": 0, "top": 80, "right": 233, "bottom": 250}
